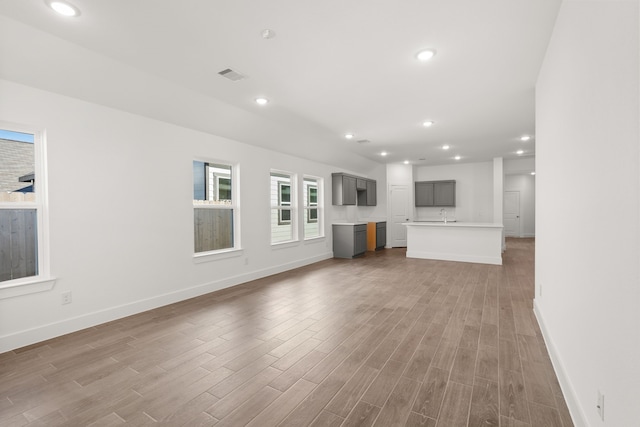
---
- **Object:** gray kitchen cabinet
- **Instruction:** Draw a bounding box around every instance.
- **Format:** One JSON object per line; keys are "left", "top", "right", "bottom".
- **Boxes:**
{"left": 333, "top": 173, "right": 377, "bottom": 206}
{"left": 367, "top": 221, "right": 386, "bottom": 251}
{"left": 415, "top": 181, "right": 435, "bottom": 206}
{"left": 415, "top": 180, "right": 456, "bottom": 207}
{"left": 356, "top": 178, "right": 367, "bottom": 190}
{"left": 332, "top": 173, "right": 357, "bottom": 205}
{"left": 376, "top": 221, "right": 386, "bottom": 249}
{"left": 356, "top": 179, "right": 377, "bottom": 206}
{"left": 366, "top": 180, "right": 377, "bottom": 206}
{"left": 434, "top": 180, "right": 455, "bottom": 206}
{"left": 333, "top": 224, "right": 368, "bottom": 258}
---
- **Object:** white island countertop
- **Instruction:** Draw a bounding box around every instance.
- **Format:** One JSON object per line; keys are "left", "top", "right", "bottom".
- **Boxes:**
{"left": 403, "top": 221, "right": 503, "bottom": 265}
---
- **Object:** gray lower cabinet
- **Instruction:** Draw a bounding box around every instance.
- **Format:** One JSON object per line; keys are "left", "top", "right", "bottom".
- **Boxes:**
{"left": 333, "top": 224, "right": 367, "bottom": 258}
{"left": 367, "top": 221, "right": 386, "bottom": 251}
{"left": 415, "top": 180, "right": 456, "bottom": 207}
{"left": 375, "top": 221, "right": 386, "bottom": 249}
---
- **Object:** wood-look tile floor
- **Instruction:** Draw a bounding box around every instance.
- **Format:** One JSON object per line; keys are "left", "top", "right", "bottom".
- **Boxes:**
{"left": 0, "top": 238, "right": 574, "bottom": 426}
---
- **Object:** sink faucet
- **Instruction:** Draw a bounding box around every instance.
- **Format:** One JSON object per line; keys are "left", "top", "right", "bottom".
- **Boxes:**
{"left": 440, "top": 208, "right": 448, "bottom": 223}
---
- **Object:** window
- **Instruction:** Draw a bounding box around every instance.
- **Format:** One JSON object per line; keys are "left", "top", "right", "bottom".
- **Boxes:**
{"left": 271, "top": 171, "right": 296, "bottom": 244}
{"left": 193, "top": 161, "right": 237, "bottom": 254}
{"left": 0, "top": 125, "right": 53, "bottom": 297}
{"left": 304, "top": 177, "right": 322, "bottom": 239}
{"left": 277, "top": 181, "right": 291, "bottom": 224}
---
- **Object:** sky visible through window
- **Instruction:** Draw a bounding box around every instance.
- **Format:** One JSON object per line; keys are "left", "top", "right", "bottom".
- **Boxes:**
{"left": 0, "top": 129, "right": 34, "bottom": 143}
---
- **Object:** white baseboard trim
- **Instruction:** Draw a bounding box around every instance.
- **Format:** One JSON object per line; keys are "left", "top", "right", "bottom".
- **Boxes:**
{"left": 533, "top": 300, "right": 587, "bottom": 427}
{"left": 406, "top": 250, "right": 502, "bottom": 265}
{"left": 0, "top": 252, "right": 332, "bottom": 353}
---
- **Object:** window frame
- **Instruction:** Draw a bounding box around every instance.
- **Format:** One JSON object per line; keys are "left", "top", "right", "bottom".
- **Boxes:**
{"left": 193, "top": 158, "right": 241, "bottom": 260}
{"left": 306, "top": 184, "right": 318, "bottom": 223}
{"left": 303, "top": 175, "right": 323, "bottom": 240}
{"left": 277, "top": 181, "right": 292, "bottom": 225}
{"left": 0, "top": 122, "right": 55, "bottom": 299}
{"left": 270, "top": 170, "right": 298, "bottom": 245}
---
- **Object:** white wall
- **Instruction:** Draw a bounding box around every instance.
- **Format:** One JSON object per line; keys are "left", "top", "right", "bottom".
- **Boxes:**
{"left": 536, "top": 1, "right": 640, "bottom": 425}
{"left": 413, "top": 161, "right": 494, "bottom": 222}
{"left": 0, "top": 79, "right": 385, "bottom": 352}
{"left": 504, "top": 174, "right": 536, "bottom": 237}
{"left": 505, "top": 156, "right": 535, "bottom": 175}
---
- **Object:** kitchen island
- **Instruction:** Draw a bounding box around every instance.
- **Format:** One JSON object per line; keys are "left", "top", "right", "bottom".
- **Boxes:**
{"left": 404, "top": 221, "right": 503, "bottom": 265}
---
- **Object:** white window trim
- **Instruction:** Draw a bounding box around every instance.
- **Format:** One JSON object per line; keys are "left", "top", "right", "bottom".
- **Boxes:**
{"left": 0, "top": 123, "right": 55, "bottom": 300}
{"left": 303, "top": 175, "right": 324, "bottom": 241}
{"left": 270, "top": 170, "right": 298, "bottom": 245}
{"left": 193, "top": 158, "right": 241, "bottom": 256}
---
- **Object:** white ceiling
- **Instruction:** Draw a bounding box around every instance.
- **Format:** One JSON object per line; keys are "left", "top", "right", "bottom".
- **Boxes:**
{"left": 0, "top": 0, "right": 561, "bottom": 172}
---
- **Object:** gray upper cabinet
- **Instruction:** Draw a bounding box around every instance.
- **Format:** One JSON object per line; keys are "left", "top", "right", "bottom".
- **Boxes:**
{"left": 332, "top": 173, "right": 357, "bottom": 205}
{"left": 366, "top": 180, "right": 376, "bottom": 206}
{"left": 415, "top": 181, "right": 435, "bottom": 207}
{"left": 356, "top": 179, "right": 377, "bottom": 206}
{"left": 434, "top": 180, "right": 455, "bottom": 206}
{"left": 415, "top": 180, "right": 456, "bottom": 207}
{"left": 333, "top": 173, "right": 377, "bottom": 206}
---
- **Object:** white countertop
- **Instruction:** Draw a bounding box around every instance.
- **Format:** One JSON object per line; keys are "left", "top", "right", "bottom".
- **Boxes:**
{"left": 404, "top": 221, "right": 503, "bottom": 229}
{"left": 332, "top": 222, "right": 368, "bottom": 226}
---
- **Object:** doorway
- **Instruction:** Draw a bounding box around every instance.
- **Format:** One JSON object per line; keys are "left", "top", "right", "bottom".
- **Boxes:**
{"left": 504, "top": 190, "right": 520, "bottom": 237}
{"left": 390, "top": 185, "right": 409, "bottom": 247}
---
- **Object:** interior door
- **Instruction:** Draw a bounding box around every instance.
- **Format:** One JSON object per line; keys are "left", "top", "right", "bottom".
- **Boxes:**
{"left": 390, "top": 185, "right": 409, "bottom": 247}
{"left": 504, "top": 191, "right": 520, "bottom": 237}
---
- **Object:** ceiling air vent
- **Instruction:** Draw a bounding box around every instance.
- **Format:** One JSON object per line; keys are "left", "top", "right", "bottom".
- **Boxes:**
{"left": 218, "top": 68, "right": 246, "bottom": 82}
{"left": 357, "top": 139, "right": 371, "bottom": 144}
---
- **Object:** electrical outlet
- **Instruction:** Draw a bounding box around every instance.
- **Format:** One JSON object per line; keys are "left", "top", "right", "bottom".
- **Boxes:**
{"left": 244, "top": 257, "right": 249, "bottom": 265}
{"left": 597, "top": 390, "right": 605, "bottom": 421}
{"left": 61, "top": 291, "right": 72, "bottom": 305}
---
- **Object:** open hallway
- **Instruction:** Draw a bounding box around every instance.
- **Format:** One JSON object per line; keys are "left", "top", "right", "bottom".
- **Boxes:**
{"left": 0, "top": 238, "right": 572, "bottom": 426}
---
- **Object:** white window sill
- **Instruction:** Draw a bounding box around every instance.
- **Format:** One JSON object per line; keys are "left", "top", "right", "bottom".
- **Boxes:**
{"left": 0, "top": 276, "right": 57, "bottom": 300}
{"left": 271, "top": 240, "right": 301, "bottom": 250}
{"left": 193, "top": 248, "right": 244, "bottom": 264}
{"left": 304, "top": 236, "right": 325, "bottom": 244}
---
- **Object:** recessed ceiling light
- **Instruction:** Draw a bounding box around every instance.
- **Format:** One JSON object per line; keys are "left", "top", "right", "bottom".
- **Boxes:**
{"left": 520, "top": 135, "right": 531, "bottom": 141}
{"left": 345, "top": 133, "right": 354, "bottom": 139}
{"left": 517, "top": 150, "right": 524, "bottom": 155}
{"left": 454, "top": 155, "right": 461, "bottom": 160}
{"left": 255, "top": 97, "right": 269, "bottom": 105}
{"left": 423, "top": 121, "right": 435, "bottom": 127}
{"left": 381, "top": 151, "right": 388, "bottom": 157}
{"left": 403, "top": 160, "right": 409, "bottom": 165}
{"left": 416, "top": 48, "right": 437, "bottom": 62}
{"left": 442, "top": 145, "right": 450, "bottom": 150}
{"left": 531, "top": 172, "right": 536, "bottom": 175}
{"left": 46, "top": 0, "right": 80, "bottom": 17}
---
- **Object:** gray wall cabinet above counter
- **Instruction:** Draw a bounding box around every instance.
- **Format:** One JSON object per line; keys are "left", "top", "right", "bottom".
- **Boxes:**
{"left": 332, "top": 173, "right": 377, "bottom": 206}
{"left": 415, "top": 180, "right": 456, "bottom": 207}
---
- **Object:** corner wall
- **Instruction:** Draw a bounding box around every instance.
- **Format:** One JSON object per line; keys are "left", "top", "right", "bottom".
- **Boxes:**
{"left": 535, "top": 1, "right": 640, "bottom": 425}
